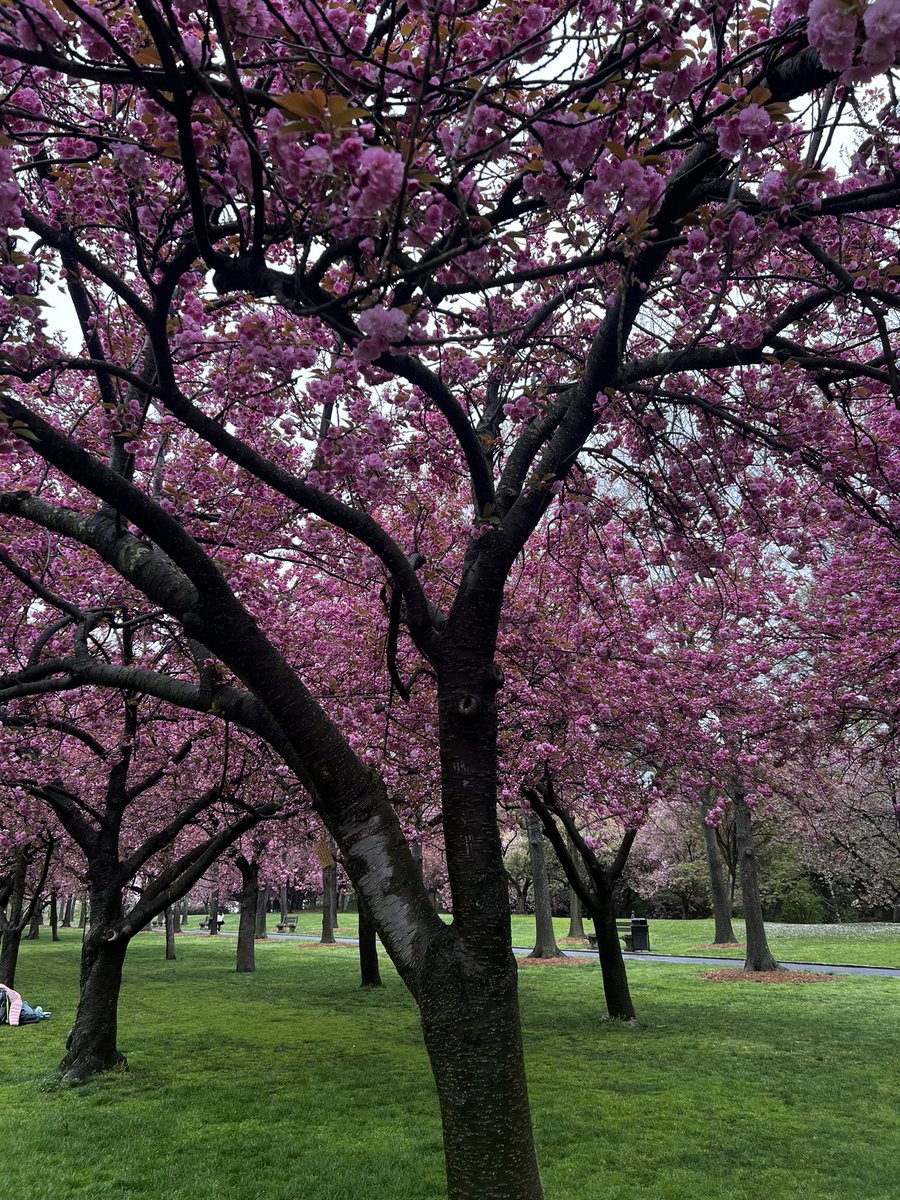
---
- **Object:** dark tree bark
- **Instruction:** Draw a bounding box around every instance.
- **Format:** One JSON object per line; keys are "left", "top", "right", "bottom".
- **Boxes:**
{"left": 411, "top": 838, "right": 424, "bottom": 882}
{"left": 181, "top": 897, "right": 189, "bottom": 928}
{"left": 733, "top": 781, "right": 779, "bottom": 972}
{"left": 565, "top": 832, "right": 586, "bottom": 939}
{"left": 235, "top": 857, "right": 259, "bottom": 973}
{"left": 50, "top": 892, "right": 60, "bottom": 941}
{"left": 78, "top": 895, "right": 88, "bottom": 928}
{"left": 171, "top": 899, "right": 181, "bottom": 932}
{"left": 164, "top": 905, "right": 176, "bottom": 960}
{"left": 587, "top": 878, "right": 636, "bottom": 1020}
{"left": 279, "top": 883, "right": 288, "bottom": 924}
{"left": 60, "top": 886, "right": 130, "bottom": 1083}
{"left": 208, "top": 889, "right": 219, "bottom": 936}
{"left": 427, "top": 654, "right": 544, "bottom": 1200}
{"left": 320, "top": 864, "right": 337, "bottom": 944}
{"left": 62, "top": 895, "right": 75, "bottom": 927}
{"left": 26, "top": 901, "right": 42, "bottom": 940}
{"left": 567, "top": 888, "right": 585, "bottom": 938}
{"left": 524, "top": 807, "right": 560, "bottom": 958}
{"left": 526, "top": 781, "right": 636, "bottom": 1020}
{"left": 0, "top": 843, "right": 52, "bottom": 985}
{"left": 357, "top": 893, "right": 382, "bottom": 988}
{"left": 255, "top": 887, "right": 268, "bottom": 938}
{"left": 701, "top": 796, "right": 738, "bottom": 944}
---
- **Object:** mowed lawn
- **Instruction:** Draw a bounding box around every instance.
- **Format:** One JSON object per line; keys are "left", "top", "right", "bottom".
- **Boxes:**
{"left": 259, "top": 909, "right": 900, "bottom": 967}
{"left": 2, "top": 929, "right": 898, "bottom": 1200}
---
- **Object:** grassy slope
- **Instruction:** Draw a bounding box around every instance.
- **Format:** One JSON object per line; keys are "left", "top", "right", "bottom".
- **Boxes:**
{"left": 2, "top": 931, "right": 898, "bottom": 1200}
{"left": 260, "top": 910, "right": 900, "bottom": 967}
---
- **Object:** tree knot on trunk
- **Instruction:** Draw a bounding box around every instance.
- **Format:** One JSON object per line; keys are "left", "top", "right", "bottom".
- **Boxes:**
{"left": 457, "top": 695, "right": 480, "bottom": 719}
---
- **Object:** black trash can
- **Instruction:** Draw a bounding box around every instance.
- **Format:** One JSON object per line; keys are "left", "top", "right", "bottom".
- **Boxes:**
{"left": 630, "top": 916, "right": 650, "bottom": 952}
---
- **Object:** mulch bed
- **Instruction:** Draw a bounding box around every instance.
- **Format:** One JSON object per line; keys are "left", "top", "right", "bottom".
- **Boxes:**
{"left": 699, "top": 968, "right": 839, "bottom": 984}
{"left": 517, "top": 955, "right": 590, "bottom": 967}
{"left": 690, "top": 942, "right": 745, "bottom": 951}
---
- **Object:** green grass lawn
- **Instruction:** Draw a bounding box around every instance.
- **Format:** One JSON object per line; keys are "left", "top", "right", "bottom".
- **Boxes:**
{"left": 2, "top": 930, "right": 898, "bottom": 1200}
{"left": 256, "top": 909, "right": 900, "bottom": 967}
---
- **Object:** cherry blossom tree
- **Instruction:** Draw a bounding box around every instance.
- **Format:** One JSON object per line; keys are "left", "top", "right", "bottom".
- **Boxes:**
{"left": 1, "top": 686, "right": 280, "bottom": 1081}
{"left": 1, "top": 3, "right": 900, "bottom": 1195}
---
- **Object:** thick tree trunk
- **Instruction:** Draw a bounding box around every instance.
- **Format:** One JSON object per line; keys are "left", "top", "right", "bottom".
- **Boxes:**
{"left": 0, "top": 853, "right": 26, "bottom": 985}
{"left": 255, "top": 887, "right": 268, "bottom": 938}
{"left": 320, "top": 864, "right": 337, "bottom": 943}
{"left": 60, "top": 889, "right": 130, "bottom": 1083}
{"left": 357, "top": 893, "right": 382, "bottom": 988}
{"left": 733, "top": 783, "right": 779, "bottom": 972}
{"left": 208, "top": 890, "right": 219, "bottom": 936}
{"left": 589, "top": 883, "right": 636, "bottom": 1021}
{"left": 411, "top": 838, "right": 424, "bottom": 882}
{"left": 50, "top": 893, "right": 60, "bottom": 941}
{"left": 26, "top": 901, "right": 42, "bottom": 940}
{"left": 420, "top": 949, "right": 543, "bottom": 1200}
{"left": 432, "top": 654, "right": 544, "bottom": 1200}
{"left": 0, "top": 927, "right": 23, "bottom": 986}
{"left": 524, "top": 807, "right": 560, "bottom": 958}
{"left": 171, "top": 899, "right": 181, "bottom": 933}
{"left": 701, "top": 800, "right": 738, "bottom": 944}
{"left": 62, "top": 895, "right": 75, "bottom": 928}
{"left": 164, "top": 905, "right": 176, "bottom": 960}
{"left": 566, "top": 832, "right": 586, "bottom": 938}
{"left": 236, "top": 860, "right": 259, "bottom": 973}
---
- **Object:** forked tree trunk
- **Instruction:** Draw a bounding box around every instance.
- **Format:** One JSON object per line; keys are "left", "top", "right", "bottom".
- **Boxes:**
{"left": 60, "top": 889, "right": 130, "bottom": 1083}
{"left": 320, "top": 864, "right": 336, "bottom": 944}
{"left": 701, "top": 799, "right": 737, "bottom": 944}
{"left": 733, "top": 783, "right": 779, "bottom": 972}
{"left": 164, "top": 905, "right": 176, "bottom": 960}
{"left": 357, "top": 894, "right": 382, "bottom": 988}
{"left": 236, "top": 860, "right": 259, "bottom": 973}
{"left": 524, "top": 807, "right": 560, "bottom": 958}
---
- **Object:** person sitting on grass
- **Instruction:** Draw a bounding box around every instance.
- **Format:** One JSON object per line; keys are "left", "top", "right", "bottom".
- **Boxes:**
{"left": 0, "top": 983, "right": 51, "bottom": 1025}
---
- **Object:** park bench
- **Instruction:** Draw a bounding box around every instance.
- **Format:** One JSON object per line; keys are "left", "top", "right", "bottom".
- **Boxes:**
{"left": 586, "top": 917, "right": 651, "bottom": 953}
{"left": 275, "top": 919, "right": 297, "bottom": 933}
{"left": 198, "top": 917, "right": 225, "bottom": 932}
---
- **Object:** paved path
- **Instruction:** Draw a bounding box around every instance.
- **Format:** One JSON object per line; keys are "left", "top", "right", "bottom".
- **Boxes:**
{"left": 218, "top": 930, "right": 898, "bottom": 978}
{"left": 572, "top": 949, "right": 900, "bottom": 978}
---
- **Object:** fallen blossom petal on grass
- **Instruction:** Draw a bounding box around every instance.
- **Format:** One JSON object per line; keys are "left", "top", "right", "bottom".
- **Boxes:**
{"left": 690, "top": 942, "right": 746, "bottom": 951}
{"left": 698, "top": 969, "right": 840, "bottom": 984}
{"left": 517, "top": 955, "right": 591, "bottom": 967}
